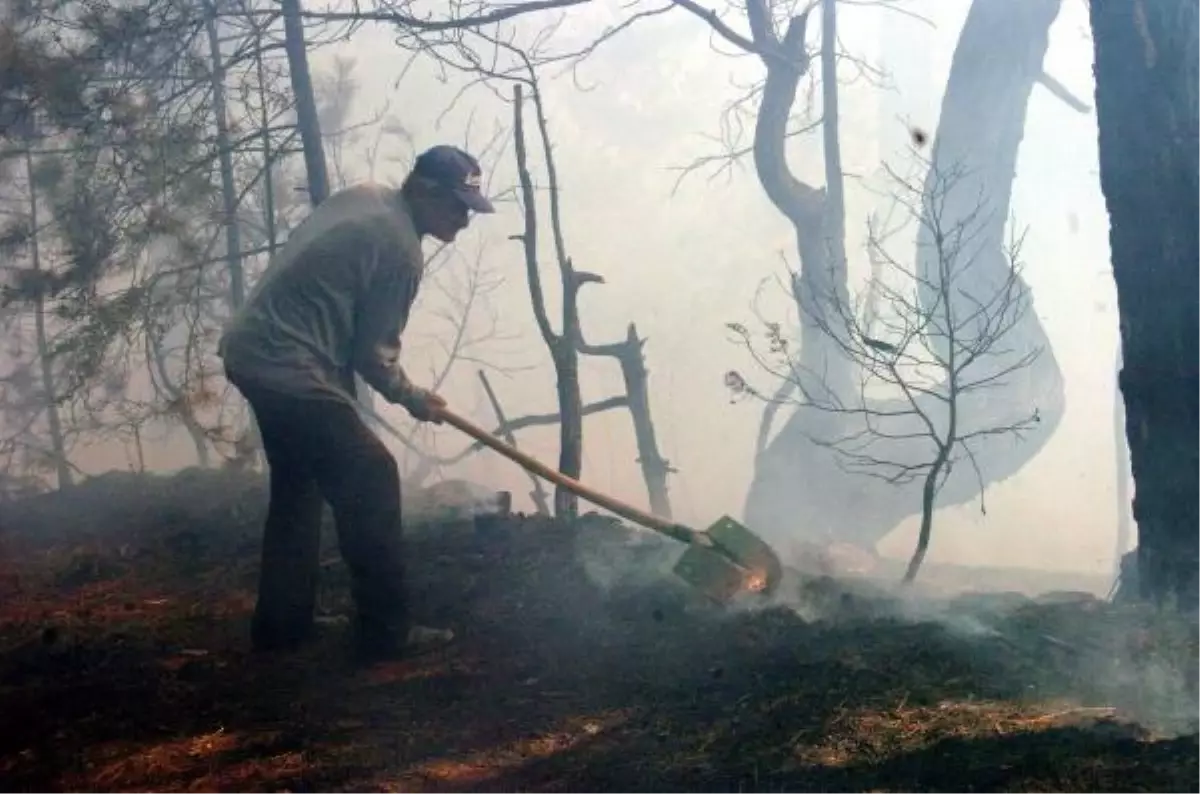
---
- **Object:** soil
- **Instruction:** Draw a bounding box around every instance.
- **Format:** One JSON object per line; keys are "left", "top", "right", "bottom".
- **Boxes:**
{"left": 0, "top": 468, "right": 1196, "bottom": 792}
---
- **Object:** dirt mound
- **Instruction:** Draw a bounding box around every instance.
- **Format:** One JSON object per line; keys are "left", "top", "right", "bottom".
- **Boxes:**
{"left": 0, "top": 469, "right": 1196, "bottom": 791}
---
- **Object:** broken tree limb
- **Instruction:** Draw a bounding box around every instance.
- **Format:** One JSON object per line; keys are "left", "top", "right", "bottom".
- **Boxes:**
{"left": 478, "top": 370, "right": 550, "bottom": 515}
{"left": 579, "top": 323, "right": 675, "bottom": 518}
{"left": 1037, "top": 71, "right": 1092, "bottom": 113}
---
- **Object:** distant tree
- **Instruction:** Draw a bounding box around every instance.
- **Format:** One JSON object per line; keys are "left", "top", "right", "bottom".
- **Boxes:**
{"left": 728, "top": 154, "right": 1044, "bottom": 582}
{"left": 668, "top": 0, "right": 1072, "bottom": 555}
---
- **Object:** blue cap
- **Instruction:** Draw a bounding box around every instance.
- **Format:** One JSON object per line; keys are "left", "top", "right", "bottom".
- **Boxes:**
{"left": 412, "top": 145, "right": 495, "bottom": 213}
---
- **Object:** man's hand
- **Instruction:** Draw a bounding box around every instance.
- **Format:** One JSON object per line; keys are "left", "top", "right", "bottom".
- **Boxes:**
{"left": 403, "top": 387, "right": 447, "bottom": 424}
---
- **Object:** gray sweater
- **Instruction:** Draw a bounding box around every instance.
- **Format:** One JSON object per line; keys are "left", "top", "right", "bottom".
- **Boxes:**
{"left": 219, "top": 184, "right": 425, "bottom": 406}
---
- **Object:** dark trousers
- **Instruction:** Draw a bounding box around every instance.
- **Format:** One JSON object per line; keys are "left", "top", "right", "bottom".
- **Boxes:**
{"left": 231, "top": 378, "right": 407, "bottom": 651}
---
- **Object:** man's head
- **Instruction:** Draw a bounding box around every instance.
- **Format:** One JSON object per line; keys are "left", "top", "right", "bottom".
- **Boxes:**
{"left": 402, "top": 145, "right": 495, "bottom": 243}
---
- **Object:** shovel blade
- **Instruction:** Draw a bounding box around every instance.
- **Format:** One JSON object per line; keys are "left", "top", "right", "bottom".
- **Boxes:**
{"left": 671, "top": 515, "right": 782, "bottom": 604}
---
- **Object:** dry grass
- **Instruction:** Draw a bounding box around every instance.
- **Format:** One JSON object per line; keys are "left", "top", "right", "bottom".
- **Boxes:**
{"left": 796, "top": 700, "right": 1119, "bottom": 767}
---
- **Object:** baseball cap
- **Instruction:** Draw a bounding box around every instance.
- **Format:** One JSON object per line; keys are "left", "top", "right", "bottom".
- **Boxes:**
{"left": 412, "top": 145, "right": 495, "bottom": 214}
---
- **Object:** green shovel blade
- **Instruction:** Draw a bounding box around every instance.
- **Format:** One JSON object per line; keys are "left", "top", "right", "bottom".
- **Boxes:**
{"left": 671, "top": 515, "right": 782, "bottom": 604}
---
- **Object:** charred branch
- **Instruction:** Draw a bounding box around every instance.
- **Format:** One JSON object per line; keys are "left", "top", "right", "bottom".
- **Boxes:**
{"left": 478, "top": 369, "right": 550, "bottom": 515}
{"left": 288, "top": 0, "right": 592, "bottom": 31}
{"left": 1037, "top": 71, "right": 1091, "bottom": 113}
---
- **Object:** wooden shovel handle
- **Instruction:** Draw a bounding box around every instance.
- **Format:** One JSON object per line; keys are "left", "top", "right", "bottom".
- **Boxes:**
{"left": 437, "top": 408, "right": 701, "bottom": 546}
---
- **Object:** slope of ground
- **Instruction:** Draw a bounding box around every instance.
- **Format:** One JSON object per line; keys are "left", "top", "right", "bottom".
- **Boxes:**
{"left": 0, "top": 469, "right": 1196, "bottom": 792}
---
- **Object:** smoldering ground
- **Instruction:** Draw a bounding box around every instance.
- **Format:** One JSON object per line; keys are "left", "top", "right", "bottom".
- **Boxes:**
{"left": 0, "top": 467, "right": 1195, "bottom": 791}
{"left": 572, "top": 506, "right": 1199, "bottom": 738}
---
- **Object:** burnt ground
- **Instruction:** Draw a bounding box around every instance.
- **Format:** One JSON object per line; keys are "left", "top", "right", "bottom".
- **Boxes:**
{"left": 0, "top": 469, "right": 1196, "bottom": 792}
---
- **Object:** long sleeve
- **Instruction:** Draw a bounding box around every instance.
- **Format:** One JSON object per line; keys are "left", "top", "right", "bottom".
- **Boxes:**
{"left": 352, "top": 240, "right": 424, "bottom": 406}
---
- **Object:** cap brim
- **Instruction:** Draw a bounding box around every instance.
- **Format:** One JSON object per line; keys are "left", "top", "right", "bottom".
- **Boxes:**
{"left": 457, "top": 189, "right": 495, "bottom": 214}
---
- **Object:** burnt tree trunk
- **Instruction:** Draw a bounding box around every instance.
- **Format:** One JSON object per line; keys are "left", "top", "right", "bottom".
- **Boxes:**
{"left": 512, "top": 83, "right": 585, "bottom": 518}
{"left": 551, "top": 340, "right": 583, "bottom": 518}
{"left": 1112, "top": 349, "right": 1133, "bottom": 578}
{"left": 1090, "top": 0, "right": 1198, "bottom": 612}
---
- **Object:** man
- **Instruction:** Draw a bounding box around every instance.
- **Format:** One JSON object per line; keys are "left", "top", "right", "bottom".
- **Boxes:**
{"left": 219, "top": 145, "right": 495, "bottom": 662}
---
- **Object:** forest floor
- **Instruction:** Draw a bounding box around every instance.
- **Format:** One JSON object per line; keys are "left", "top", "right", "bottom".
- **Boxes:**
{"left": 0, "top": 468, "right": 1196, "bottom": 792}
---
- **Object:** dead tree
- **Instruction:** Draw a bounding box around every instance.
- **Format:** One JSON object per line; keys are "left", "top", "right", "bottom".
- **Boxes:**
{"left": 511, "top": 82, "right": 588, "bottom": 518}
{"left": 510, "top": 74, "right": 675, "bottom": 519}
{"left": 729, "top": 155, "right": 1044, "bottom": 582}
{"left": 1090, "top": 0, "right": 1198, "bottom": 612}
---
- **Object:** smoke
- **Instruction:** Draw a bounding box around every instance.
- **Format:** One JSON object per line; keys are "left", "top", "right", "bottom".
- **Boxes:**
{"left": 887, "top": 587, "right": 1193, "bottom": 735}
{"left": 569, "top": 516, "right": 1197, "bottom": 737}
{"left": 401, "top": 478, "right": 512, "bottom": 528}
{"left": 572, "top": 512, "right": 686, "bottom": 595}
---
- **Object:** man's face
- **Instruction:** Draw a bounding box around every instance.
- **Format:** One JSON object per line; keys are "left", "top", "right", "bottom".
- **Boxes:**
{"left": 423, "top": 188, "right": 471, "bottom": 243}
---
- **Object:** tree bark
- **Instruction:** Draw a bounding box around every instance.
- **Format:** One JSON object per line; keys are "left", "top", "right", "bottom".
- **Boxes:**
{"left": 1112, "top": 349, "right": 1132, "bottom": 578}
{"left": 203, "top": 0, "right": 245, "bottom": 310}
{"left": 511, "top": 83, "right": 584, "bottom": 518}
{"left": 1089, "top": 0, "right": 1198, "bottom": 612}
{"left": 280, "top": 0, "right": 376, "bottom": 419}
{"left": 24, "top": 144, "right": 72, "bottom": 491}
{"left": 280, "top": 0, "right": 329, "bottom": 207}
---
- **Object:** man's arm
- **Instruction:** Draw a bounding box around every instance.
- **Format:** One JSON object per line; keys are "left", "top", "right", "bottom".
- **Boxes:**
{"left": 352, "top": 241, "right": 425, "bottom": 407}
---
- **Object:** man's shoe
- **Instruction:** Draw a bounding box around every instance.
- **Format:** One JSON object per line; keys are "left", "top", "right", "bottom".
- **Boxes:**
{"left": 406, "top": 625, "right": 455, "bottom": 651}
{"left": 251, "top": 616, "right": 314, "bottom": 653}
{"left": 354, "top": 623, "right": 455, "bottom": 664}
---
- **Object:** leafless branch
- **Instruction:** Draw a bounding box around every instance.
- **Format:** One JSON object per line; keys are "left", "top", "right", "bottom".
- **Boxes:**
{"left": 728, "top": 149, "right": 1047, "bottom": 582}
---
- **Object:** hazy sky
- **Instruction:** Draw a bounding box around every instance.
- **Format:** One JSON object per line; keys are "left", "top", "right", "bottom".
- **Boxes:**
{"left": 83, "top": 0, "right": 1126, "bottom": 576}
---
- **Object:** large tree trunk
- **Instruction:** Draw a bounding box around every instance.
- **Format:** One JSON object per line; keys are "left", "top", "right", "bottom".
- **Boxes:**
{"left": 745, "top": 0, "right": 1065, "bottom": 553}
{"left": 1089, "top": 0, "right": 1198, "bottom": 613}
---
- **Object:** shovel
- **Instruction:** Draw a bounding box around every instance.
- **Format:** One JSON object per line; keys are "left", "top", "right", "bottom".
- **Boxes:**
{"left": 377, "top": 406, "right": 783, "bottom": 604}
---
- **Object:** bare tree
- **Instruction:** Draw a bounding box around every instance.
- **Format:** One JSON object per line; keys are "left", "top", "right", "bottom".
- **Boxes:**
{"left": 509, "top": 64, "right": 676, "bottom": 518}
{"left": 665, "top": 0, "right": 1072, "bottom": 554}
{"left": 728, "top": 154, "right": 1043, "bottom": 582}
{"left": 510, "top": 80, "right": 589, "bottom": 518}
